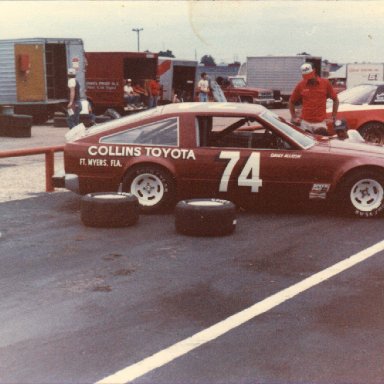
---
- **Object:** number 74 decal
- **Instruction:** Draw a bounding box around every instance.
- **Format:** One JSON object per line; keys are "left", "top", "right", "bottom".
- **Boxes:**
{"left": 219, "top": 151, "right": 263, "bottom": 193}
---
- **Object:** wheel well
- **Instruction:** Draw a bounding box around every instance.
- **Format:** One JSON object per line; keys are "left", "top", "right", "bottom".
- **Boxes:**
{"left": 335, "top": 165, "right": 384, "bottom": 193}
{"left": 358, "top": 121, "right": 384, "bottom": 133}
{"left": 122, "top": 162, "right": 176, "bottom": 183}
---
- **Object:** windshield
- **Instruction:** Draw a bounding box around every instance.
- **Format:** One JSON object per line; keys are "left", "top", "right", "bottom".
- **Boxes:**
{"left": 231, "top": 78, "right": 247, "bottom": 88}
{"left": 337, "top": 84, "right": 377, "bottom": 104}
{"left": 261, "top": 110, "right": 315, "bottom": 149}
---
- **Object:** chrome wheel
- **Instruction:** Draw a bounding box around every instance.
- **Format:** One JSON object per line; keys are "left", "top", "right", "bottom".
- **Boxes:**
{"left": 130, "top": 173, "right": 164, "bottom": 206}
{"left": 350, "top": 178, "right": 384, "bottom": 212}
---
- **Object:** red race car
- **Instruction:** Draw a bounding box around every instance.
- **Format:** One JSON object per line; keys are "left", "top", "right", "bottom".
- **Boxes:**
{"left": 326, "top": 82, "right": 384, "bottom": 143}
{"left": 56, "top": 102, "right": 384, "bottom": 217}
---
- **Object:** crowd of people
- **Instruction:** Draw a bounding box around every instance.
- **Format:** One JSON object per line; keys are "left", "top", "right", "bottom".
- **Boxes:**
{"left": 123, "top": 77, "right": 161, "bottom": 110}
{"left": 66, "top": 64, "right": 344, "bottom": 140}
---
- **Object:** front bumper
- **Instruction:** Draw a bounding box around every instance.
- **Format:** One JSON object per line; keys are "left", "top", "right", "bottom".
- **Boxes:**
{"left": 52, "top": 172, "right": 80, "bottom": 193}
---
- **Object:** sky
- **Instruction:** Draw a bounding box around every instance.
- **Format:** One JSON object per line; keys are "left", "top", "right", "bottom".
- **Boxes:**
{"left": 1, "top": 0, "right": 384, "bottom": 65}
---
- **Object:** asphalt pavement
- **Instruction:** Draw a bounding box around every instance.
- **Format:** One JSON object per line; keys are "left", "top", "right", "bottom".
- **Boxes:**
{"left": 1, "top": 114, "right": 384, "bottom": 384}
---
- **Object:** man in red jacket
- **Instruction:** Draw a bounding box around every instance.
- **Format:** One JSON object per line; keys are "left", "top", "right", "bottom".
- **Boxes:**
{"left": 289, "top": 63, "right": 339, "bottom": 135}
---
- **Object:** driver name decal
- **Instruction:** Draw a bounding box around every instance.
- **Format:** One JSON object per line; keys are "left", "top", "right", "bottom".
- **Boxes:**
{"left": 270, "top": 153, "right": 302, "bottom": 159}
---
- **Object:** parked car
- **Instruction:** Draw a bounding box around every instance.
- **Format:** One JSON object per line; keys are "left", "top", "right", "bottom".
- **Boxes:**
{"left": 55, "top": 102, "right": 384, "bottom": 217}
{"left": 218, "top": 76, "right": 282, "bottom": 107}
{"left": 326, "top": 82, "right": 384, "bottom": 143}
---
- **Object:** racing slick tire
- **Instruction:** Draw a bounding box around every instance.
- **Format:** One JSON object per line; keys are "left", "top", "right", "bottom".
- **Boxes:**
{"left": 122, "top": 165, "right": 176, "bottom": 213}
{"left": 80, "top": 192, "right": 139, "bottom": 227}
{"left": 175, "top": 198, "right": 237, "bottom": 236}
{"left": 337, "top": 170, "right": 384, "bottom": 218}
{"left": 360, "top": 122, "right": 384, "bottom": 144}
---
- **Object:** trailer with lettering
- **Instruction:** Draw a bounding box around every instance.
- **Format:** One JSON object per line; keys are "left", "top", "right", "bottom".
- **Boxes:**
{"left": 85, "top": 51, "right": 158, "bottom": 114}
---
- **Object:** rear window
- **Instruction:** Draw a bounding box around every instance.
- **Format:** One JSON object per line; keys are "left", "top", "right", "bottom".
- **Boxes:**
{"left": 100, "top": 117, "right": 179, "bottom": 146}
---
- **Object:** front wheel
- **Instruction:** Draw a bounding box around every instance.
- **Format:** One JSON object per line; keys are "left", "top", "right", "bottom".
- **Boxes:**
{"left": 122, "top": 166, "right": 175, "bottom": 213}
{"left": 337, "top": 171, "right": 384, "bottom": 217}
{"left": 360, "top": 122, "right": 384, "bottom": 144}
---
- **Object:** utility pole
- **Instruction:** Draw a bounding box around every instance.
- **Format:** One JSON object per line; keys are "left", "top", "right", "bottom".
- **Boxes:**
{"left": 132, "top": 28, "right": 143, "bottom": 52}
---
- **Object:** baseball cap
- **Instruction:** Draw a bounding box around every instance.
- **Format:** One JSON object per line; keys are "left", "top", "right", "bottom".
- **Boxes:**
{"left": 67, "top": 68, "right": 76, "bottom": 76}
{"left": 127, "top": 78, "right": 132, "bottom": 82}
{"left": 301, "top": 63, "right": 315, "bottom": 80}
{"left": 334, "top": 119, "right": 347, "bottom": 131}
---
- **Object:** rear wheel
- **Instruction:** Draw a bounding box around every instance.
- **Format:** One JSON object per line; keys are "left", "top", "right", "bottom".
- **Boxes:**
{"left": 337, "top": 170, "right": 384, "bottom": 217}
{"left": 122, "top": 166, "right": 175, "bottom": 213}
{"left": 360, "top": 122, "right": 384, "bottom": 144}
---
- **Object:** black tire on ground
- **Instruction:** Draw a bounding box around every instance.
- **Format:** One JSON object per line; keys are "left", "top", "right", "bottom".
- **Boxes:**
{"left": 335, "top": 170, "right": 384, "bottom": 218}
{"left": 122, "top": 165, "right": 175, "bottom": 213}
{"left": 175, "top": 198, "right": 237, "bottom": 236}
{"left": 80, "top": 192, "right": 139, "bottom": 227}
{"left": 359, "top": 122, "right": 384, "bottom": 144}
{"left": 0, "top": 114, "right": 32, "bottom": 137}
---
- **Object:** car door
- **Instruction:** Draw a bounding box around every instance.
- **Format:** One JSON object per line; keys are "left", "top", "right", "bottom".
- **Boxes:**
{"left": 179, "top": 114, "right": 319, "bottom": 203}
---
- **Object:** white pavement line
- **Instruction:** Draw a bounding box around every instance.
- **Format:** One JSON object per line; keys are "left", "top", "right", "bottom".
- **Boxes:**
{"left": 96, "top": 240, "right": 384, "bottom": 384}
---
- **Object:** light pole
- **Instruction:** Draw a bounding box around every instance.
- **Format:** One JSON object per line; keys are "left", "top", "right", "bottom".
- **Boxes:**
{"left": 132, "top": 28, "right": 143, "bottom": 52}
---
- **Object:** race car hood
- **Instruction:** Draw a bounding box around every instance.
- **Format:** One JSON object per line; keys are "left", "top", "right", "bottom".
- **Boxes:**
{"left": 327, "top": 137, "right": 384, "bottom": 157}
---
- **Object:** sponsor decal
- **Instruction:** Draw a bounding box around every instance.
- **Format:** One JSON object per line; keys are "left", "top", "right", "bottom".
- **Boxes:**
{"left": 86, "top": 80, "right": 119, "bottom": 91}
{"left": 309, "top": 183, "right": 330, "bottom": 200}
{"left": 81, "top": 145, "right": 196, "bottom": 166}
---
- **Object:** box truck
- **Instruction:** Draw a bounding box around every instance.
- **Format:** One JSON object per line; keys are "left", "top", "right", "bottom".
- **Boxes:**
{"left": 157, "top": 57, "right": 198, "bottom": 103}
{"left": 240, "top": 55, "right": 322, "bottom": 101}
{"left": 85, "top": 51, "right": 158, "bottom": 114}
{"left": 0, "top": 38, "right": 85, "bottom": 123}
{"left": 345, "top": 63, "right": 384, "bottom": 89}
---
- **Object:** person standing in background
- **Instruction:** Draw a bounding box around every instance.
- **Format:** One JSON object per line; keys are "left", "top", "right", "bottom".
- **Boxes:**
{"left": 66, "top": 68, "right": 82, "bottom": 129}
{"left": 148, "top": 76, "right": 161, "bottom": 108}
{"left": 197, "top": 72, "right": 210, "bottom": 102}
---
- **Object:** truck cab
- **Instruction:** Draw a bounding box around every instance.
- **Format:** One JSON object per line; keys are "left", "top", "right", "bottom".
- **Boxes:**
{"left": 218, "top": 76, "right": 282, "bottom": 107}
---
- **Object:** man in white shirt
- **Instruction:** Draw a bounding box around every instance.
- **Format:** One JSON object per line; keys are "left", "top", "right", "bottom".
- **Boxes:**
{"left": 123, "top": 79, "right": 140, "bottom": 108}
{"left": 67, "top": 68, "right": 82, "bottom": 129}
{"left": 198, "top": 72, "right": 210, "bottom": 102}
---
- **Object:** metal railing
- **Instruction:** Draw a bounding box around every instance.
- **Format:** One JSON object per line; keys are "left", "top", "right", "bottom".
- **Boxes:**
{"left": 0, "top": 145, "right": 64, "bottom": 192}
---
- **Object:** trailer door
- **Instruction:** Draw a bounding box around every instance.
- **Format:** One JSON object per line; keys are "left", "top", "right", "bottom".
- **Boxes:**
{"left": 15, "top": 44, "right": 45, "bottom": 101}
{"left": 173, "top": 65, "right": 196, "bottom": 102}
{"left": 45, "top": 43, "right": 67, "bottom": 99}
{"left": 123, "top": 55, "right": 157, "bottom": 84}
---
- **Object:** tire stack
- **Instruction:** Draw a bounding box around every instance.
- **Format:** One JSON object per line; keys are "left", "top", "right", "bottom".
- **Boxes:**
{"left": 0, "top": 113, "right": 32, "bottom": 138}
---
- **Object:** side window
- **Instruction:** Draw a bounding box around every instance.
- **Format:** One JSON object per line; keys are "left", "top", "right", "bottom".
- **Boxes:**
{"left": 196, "top": 115, "right": 291, "bottom": 150}
{"left": 100, "top": 117, "right": 178, "bottom": 146}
